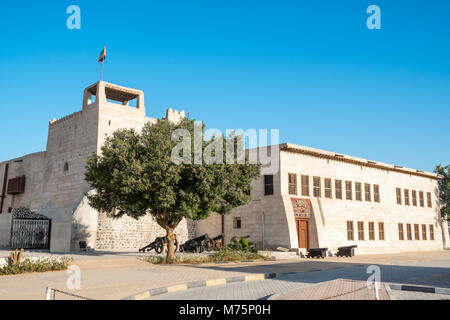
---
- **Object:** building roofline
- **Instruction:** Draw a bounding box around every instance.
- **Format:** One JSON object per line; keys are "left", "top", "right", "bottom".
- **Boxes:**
{"left": 0, "top": 151, "right": 46, "bottom": 164}
{"left": 278, "top": 142, "right": 442, "bottom": 180}
{"left": 86, "top": 81, "right": 144, "bottom": 95}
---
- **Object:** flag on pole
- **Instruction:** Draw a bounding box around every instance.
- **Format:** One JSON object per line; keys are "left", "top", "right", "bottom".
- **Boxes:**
{"left": 98, "top": 46, "right": 106, "bottom": 62}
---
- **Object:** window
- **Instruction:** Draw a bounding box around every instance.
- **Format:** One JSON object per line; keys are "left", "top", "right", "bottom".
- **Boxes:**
{"left": 412, "top": 190, "right": 417, "bottom": 206}
{"left": 324, "top": 178, "right": 332, "bottom": 198}
{"left": 429, "top": 225, "right": 434, "bottom": 240}
{"left": 398, "top": 223, "right": 404, "bottom": 240}
{"left": 404, "top": 189, "right": 410, "bottom": 206}
{"left": 422, "top": 224, "right": 427, "bottom": 240}
{"left": 365, "top": 183, "right": 371, "bottom": 201}
{"left": 347, "top": 221, "right": 354, "bottom": 241}
{"left": 427, "top": 192, "right": 432, "bottom": 208}
{"left": 358, "top": 221, "right": 364, "bottom": 240}
{"left": 313, "top": 177, "right": 321, "bottom": 197}
{"left": 355, "top": 182, "right": 362, "bottom": 201}
{"left": 419, "top": 191, "right": 424, "bottom": 207}
{"left": 63, "top": 162, "right": 69, "bottom": 172}
{"left": 345, "top": 181, "right": 352, "bottom": 200}
{"left": 396, "top": 188, "right": 402, "bottom": 205}
{"left": 374, "top": 185, "right": 380, "bottom": 203}
{"left": 414, "top": 224, "right": 420, "bottom": 240}
{"left": 378, "top": 222, "right": 385, "bottom": 240}
{"left": 233, "top": 217, "right": 241, "bottom": 229}
{"left": 406, "top": 224, "right": 412, "bottom": 240}
{"left": 288, "top": 173, "right": 297, "bottom": 195}
{"left": 335, "top": 180, "right": 342, "bottom": 199}
{"left": 301, "top": 175, "right": 309, "bottom": 196}
{"left": 8, "top": 207, "right": 12, "bottom": 213}
{"left": 264, "top": 175, "right": 273, "bottom": 195}
{"left": 368, "top": 222, "right": 375, "bottom": 240}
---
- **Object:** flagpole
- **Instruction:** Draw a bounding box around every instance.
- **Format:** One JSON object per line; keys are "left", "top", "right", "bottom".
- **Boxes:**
{"left": 100, "top": 60, "right": 104, "bottom": 81}
{"left": 98, "top": 46, "right": 106, "bottom": 81}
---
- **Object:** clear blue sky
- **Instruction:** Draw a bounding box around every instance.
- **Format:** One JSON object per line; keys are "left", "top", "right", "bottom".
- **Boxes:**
{"left": 0, "top": 0, "right": 449, "bottom": 172}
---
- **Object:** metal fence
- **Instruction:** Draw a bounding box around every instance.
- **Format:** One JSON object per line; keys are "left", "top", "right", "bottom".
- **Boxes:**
{"left": 45, "top": 287, "right": 94, "bottom": 300}
{"left": 10, "top": 218, "right": 51, "bottom": 249}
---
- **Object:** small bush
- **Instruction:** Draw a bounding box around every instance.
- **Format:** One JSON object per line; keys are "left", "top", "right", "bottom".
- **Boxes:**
{"left": 0, "top": 257, "right": 72, "bottom": 276}
{"left": 142, "top": 248, "right": 267, "bottom": 265}
{"left": 143, "top": 255, "right": 213, "bottom": 265}
{"left": 227, "top": 237, "right": 257, "bottom": 253}
{"left": 213, "top": 248, "right": 262, "bottom": 261}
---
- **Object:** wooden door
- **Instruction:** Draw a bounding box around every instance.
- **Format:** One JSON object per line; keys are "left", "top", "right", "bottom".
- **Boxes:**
{"left": 296, "top": 219, "right": 309, "bottom": 249}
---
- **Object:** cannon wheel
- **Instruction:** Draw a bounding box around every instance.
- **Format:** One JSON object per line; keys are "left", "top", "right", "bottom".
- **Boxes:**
{"left": 203, "top": 237, "right": 214, "bottom": 252}
{"left": 155, "top": 239, "right": 165, "bottom": 254}
{"left": 214, "top": 238, "right": 224, "bottom": 250}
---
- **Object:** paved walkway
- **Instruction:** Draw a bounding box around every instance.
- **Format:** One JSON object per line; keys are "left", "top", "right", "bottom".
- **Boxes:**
{"left": 0, "top": 250, "right": 449, "bottom": 300}
{"left": 391, "top": 289, "right": 450, "bottom": 300}
{"left": 270, "top": 279, "right": 390, "bottom": 300}
{"left": 146, "top": 253, "right": 450, "bottom": 300}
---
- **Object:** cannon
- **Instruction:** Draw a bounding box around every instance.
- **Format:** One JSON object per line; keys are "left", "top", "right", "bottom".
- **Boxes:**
{"left": 139, "top": 235, "right": 178, "bottom": 254}
{"left": 179, "top": 234, "right": 213, "bottom": 253}
{"left": 335, "top": 245, "right": 357, "bottom": 257}
{"left": 306, "top": 247, "right": 328, "bottom": 258}
{"left": 79, "top": 241, "right": 88, "bottom": 252}
{"left": 212, "top": 234, "right": 224, "bottom": 250}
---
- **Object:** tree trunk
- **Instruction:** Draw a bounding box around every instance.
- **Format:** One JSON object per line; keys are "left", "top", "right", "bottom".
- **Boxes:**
{"left": 166, "top": 227, "right": 176, "bottom": 261}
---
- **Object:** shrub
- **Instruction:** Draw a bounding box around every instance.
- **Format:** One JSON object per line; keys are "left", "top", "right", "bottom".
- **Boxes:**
{"left": 142, "top": 248, "right": 267, "bottom": 265}
{"left": 143, "top": 255, "right": 213, "bottom": 265}
{"left": 0, "top": 257, "right": 72, "bottom": 276}
{"left": 227, "top": 237, "right": 257, "bottom": 253}
{"left": 213, "top": 248, "right": 262, "bottom": 261}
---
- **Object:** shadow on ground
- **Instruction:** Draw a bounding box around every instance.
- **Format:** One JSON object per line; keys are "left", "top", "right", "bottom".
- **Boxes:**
{"left": 188, "top": 259, "right": 450, "bottom": 288}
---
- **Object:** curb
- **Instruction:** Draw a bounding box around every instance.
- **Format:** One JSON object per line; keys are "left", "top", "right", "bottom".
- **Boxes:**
{"left": 384, "top": 283, "right": 396, "bottom": 300}
{"left": 388, "top": 283, "right": 450, "bottom": 295}
{"left": 123, "top": 272, "right": 278, "bottom": 300}
{"left": 123, "top": 266, "right": 352, "bottom": 300}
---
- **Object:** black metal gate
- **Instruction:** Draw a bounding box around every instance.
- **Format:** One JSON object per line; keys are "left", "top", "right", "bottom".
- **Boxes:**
{"left": 10, "top": 218, "right": 51, "bottom": 249}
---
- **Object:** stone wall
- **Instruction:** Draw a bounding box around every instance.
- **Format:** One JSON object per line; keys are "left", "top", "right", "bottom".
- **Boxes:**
{"left": 196, "top": 212, "right": 222, "bottom": 238}
{"left": 186, "top": 219, "right": 197, "bottom": 239}
{"left": 95, "top": 212, "right": 193, "bottom": 250}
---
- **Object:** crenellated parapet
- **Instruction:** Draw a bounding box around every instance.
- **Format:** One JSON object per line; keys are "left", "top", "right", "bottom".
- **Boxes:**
{"left": 165, "top": 108, "right": 186, "bottom": 124}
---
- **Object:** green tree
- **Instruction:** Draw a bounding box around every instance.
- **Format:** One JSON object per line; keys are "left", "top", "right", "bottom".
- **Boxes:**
{"left": 435, "top": 165, "right": 450, "bottom": 221}
{"left": 84, "top": 118, "right": 261, "bottom": 260}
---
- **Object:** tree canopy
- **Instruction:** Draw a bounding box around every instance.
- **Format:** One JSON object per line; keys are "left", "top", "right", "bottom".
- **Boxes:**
{"left": 85, "top": 118, "right": 261, "bottom": 259}
{"left": 435, "top": 164, "right": 450, "bottom": 221}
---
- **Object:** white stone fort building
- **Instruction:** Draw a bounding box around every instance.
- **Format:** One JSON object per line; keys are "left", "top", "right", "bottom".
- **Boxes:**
{"left": 0, "top": 81, "right": 194, "bottom": 252}
{"left": 213, "top": 144, "right": 450, "bottom": 255}
{"left": 0, "top": 81, "right": 449, "bottom": 254}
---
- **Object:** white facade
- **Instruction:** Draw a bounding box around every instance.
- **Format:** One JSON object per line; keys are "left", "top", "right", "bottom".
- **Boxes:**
{"left": 221, "top": 143, "right": 450, "bottom": 255}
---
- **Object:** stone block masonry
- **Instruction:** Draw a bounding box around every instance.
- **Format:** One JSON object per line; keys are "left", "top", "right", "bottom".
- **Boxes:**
{"left": 95, "top": 213, "right": 193, "bottom": 250}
